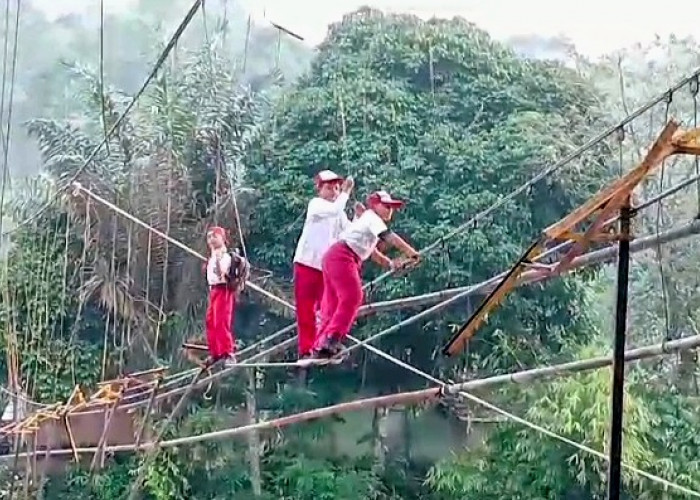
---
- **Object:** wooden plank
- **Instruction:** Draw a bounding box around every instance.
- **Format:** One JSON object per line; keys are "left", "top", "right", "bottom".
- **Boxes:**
{"left": 553, "top": 191, "right": 631, "bottom": 274}
{"left": 443, "top": 121, "right": 700, "bottom": 357}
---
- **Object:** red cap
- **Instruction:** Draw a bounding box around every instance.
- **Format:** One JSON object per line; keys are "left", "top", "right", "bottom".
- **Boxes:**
{"left": 207, "top": 226, "right": 228, "bottom": 242}
{"left": 314, "top": 169, "right": 343, "bottom": 188}
{"left": 367, "top": 190, "right": 405, "bottom": 209}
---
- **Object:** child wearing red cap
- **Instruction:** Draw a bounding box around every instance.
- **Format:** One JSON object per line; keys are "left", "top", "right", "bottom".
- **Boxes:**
{"left": 204, "top": 226, "right": 237, "bottom": 366}
{"left": 312, "top": 190, "right": 420, "bottom": 359}
{"left": 293, "top": 169, "right": 359, "bottom": 360}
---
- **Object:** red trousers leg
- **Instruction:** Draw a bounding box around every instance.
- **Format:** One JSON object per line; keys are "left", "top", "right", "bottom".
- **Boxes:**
{"left": 294, "top": 263, "right": 324, "bottom": 356}
{"left": 316, "top": 243, "right": 363, "bottom": 346}
{"left": 316, "top": 263, "right": 339, "bottom": 350}
{"left": 220, "top": 287, "right": 235, "bottom": 356}
{"left": 205, "top": 285, "right": 236, "bottom": 358}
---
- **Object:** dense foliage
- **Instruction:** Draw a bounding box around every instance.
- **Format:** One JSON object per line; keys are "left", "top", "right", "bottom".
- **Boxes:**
{"left": 0, "top": 3, "right": 699, "bottom": 499}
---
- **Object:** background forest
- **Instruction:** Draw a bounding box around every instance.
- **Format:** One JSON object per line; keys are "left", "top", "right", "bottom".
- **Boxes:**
{"left": 0, "top": 0, "right": 699, "bottom": 498}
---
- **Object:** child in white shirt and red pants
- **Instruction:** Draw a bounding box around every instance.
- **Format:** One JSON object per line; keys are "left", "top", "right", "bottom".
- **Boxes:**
{"left": 293, "top": 170, "right": 358, "bottom": 360}
{"left": 313, "top": 190, "right": 420, "bottom": 359}
{"left": 205, "top": 226, "right": 237, "bottom": 366}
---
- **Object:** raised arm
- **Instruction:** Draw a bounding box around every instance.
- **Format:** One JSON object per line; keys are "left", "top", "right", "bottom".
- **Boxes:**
{"left": 308, "top": 177, "right": 354, "bottom": 219}
{"left": 353, "top": 201, "right": 366, "bottom": 220}
{"left": 308, "top": 191, "right": 350, "bottom": 219}
{"left": 340, "top": 201, "right": 366, "bottom": 231}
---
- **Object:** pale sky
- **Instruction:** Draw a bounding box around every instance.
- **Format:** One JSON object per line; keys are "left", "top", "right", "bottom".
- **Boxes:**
{"left": 29, "top": 0, "right": 700, "bottom": 57}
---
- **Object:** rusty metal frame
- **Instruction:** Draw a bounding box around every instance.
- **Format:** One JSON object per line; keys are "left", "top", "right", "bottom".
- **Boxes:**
{"left": 0, "top": 367, "right": 168, "bottom": 467}
{"left": 134, "top": 377, "right": 163, "bottom": 449}
{"left": 89, "top": 385, "right": 124, "bottom": 472}
{"left": 443, "top": 120, "right": 700, "bottom": 357}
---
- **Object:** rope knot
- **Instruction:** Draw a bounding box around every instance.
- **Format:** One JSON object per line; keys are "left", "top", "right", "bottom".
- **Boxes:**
{"left": 616, "top": 126, "right": 625, "bottom": 144}
{"left": 690, "top": 76, "right": 699, "bottom": 97}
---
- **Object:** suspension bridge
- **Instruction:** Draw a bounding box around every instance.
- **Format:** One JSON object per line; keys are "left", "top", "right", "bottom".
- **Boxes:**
{"left": 1, "top": 1, "right": 700, "bottom": 499}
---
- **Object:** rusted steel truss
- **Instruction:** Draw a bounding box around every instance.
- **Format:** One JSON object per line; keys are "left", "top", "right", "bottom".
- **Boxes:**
{"left": 0, "top": 368, "right": 166, "bottom": 465}
{"left": 444, "top": 119, "right": 700, "bottom": 356}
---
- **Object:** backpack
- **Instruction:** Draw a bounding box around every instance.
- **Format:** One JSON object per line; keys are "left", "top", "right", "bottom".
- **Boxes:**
{"left": 226, "top": 247, "right": 250, "bottom": 293}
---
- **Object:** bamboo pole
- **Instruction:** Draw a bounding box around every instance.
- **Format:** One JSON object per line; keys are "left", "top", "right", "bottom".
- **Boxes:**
{"left": 7, "top": 332, "right": 700, "bottom": 459}
{"left": 445, "top": 332, "right": 700, "bottom": 392}
{"left": 64, "top": 147, "right": 700, "bottom": 411}
{"left": 134, "top": 380, "right": 161, "bottom": 448}
{"left": 246, "top": 369, "right": 262, "bottom": 496}
{"left": 75, "top": 171, "right": 700, "bottom": 409}
{"left": 144, "top": 185, "right": 700, "bottom": 394}
{"left": 89, "top": 396, "right": 121, "bottom": 472}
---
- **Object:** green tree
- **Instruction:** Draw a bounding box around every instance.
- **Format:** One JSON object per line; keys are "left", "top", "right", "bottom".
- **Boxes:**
{"left": 2, "top": 34, "right": 277, "bottom": 395}
{"left": 427, "top": 345, "right": 700, "bottom": 499}
{"left": 15, "top": 7, "right": 700, "bottom": 500}
{"left": 428, "top": 252, "right": 700, "bottom": 499}
{"left": 248, "top": 8, "right": 610, "bottom": 389}
{"left": 4, "top": 0, "right": 313, "bottom": 180}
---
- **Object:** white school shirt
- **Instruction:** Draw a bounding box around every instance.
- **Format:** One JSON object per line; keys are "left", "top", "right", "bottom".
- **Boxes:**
{"left": 339, "top": 209, "right": 388, "bottom": 261}
{"left": 293, "top": 192, "right": 350, "bottom": 270}
{"left": 207, "top": 250, "right": 232, "bottom": 285}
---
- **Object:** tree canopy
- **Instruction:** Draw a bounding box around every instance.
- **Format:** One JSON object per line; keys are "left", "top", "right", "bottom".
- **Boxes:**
{"left": 1, "top": 4, "right": 700, "bottom": 500}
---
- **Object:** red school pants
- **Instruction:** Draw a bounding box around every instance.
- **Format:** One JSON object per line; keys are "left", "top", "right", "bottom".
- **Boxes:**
{"left": 294, "top": 263, "right": 324, "bottom": 356}
{"left": 205, "top": 284, "right": 236, "bottom": 359}
{"left": 315, "top": 242, "right": 363, "bottom": 348}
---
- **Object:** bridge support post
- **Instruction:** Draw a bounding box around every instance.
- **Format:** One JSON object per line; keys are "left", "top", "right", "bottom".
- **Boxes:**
{"left": 606, "top": 200, "right": 631, "bottom": 500}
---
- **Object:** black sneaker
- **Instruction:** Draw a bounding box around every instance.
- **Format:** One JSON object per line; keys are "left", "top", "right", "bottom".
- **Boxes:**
{"left": 327, "top": 339, "right": 346, "bottom": 357}
{"left": 313, "top": 336, "right": 336, "bottom": 358}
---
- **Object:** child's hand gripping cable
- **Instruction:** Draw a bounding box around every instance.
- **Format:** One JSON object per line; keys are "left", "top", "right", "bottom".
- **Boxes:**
{"left": 370, "top": 231, "right": 421, "bottom": 275}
